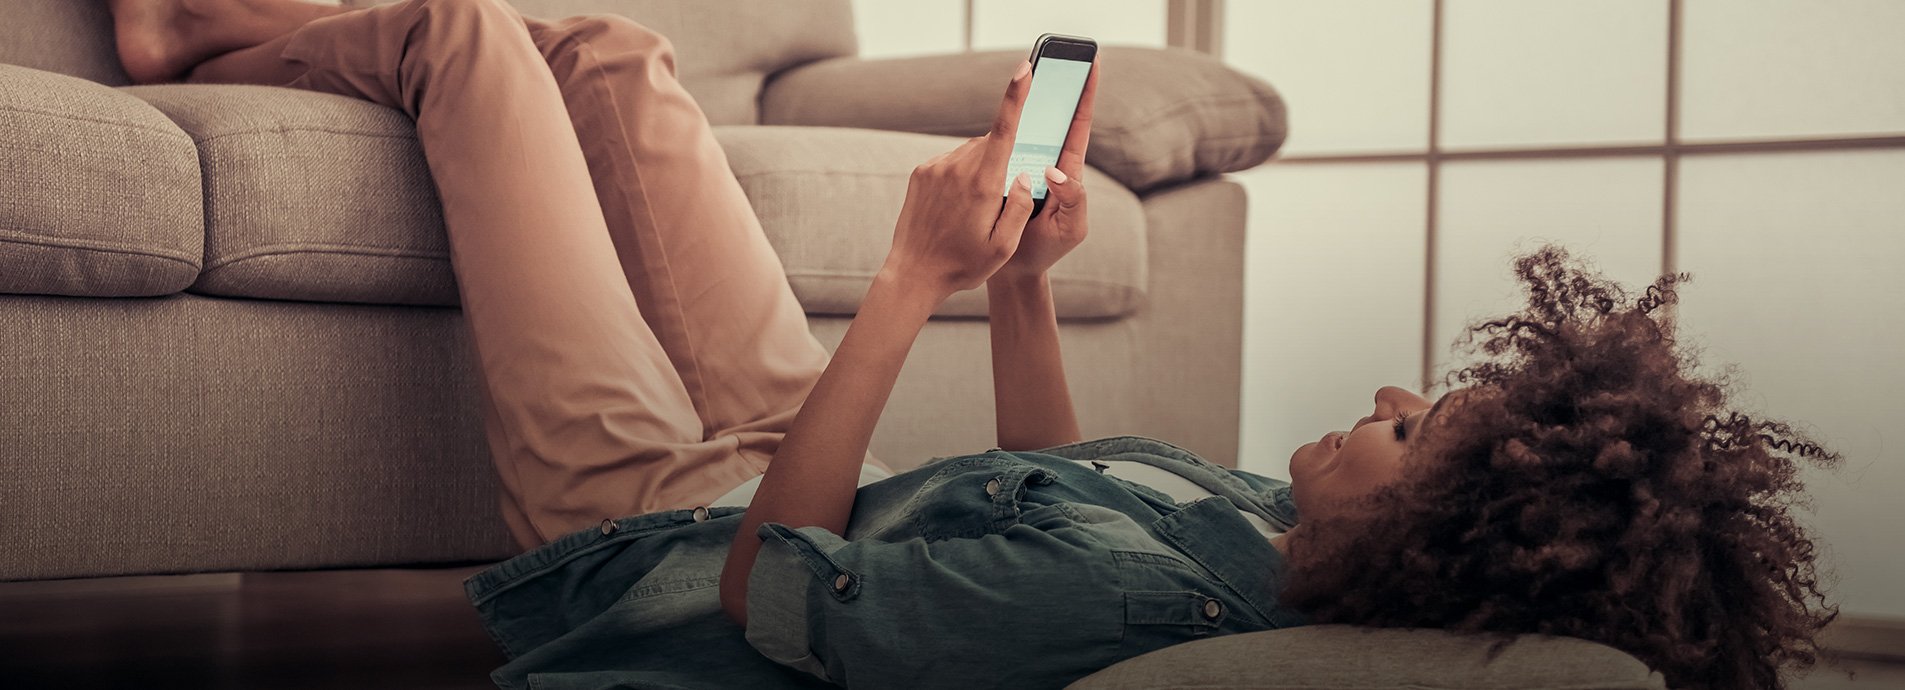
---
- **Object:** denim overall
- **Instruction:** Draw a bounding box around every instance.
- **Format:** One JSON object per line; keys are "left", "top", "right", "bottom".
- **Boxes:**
{"left": 464, "top": 435, "right": 1308, "bottom": 689}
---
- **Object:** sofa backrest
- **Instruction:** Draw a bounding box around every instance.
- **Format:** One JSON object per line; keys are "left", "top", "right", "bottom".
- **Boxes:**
{"left": 0, "top": 1, "right": 134, "bottom": 86}
{"left": 0, "top": 0, "right": 857, "bottom": 126}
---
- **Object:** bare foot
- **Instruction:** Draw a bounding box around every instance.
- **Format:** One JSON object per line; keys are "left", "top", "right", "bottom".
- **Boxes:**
{"left": 108, "top": 0, "right": 238, "bottom": 84}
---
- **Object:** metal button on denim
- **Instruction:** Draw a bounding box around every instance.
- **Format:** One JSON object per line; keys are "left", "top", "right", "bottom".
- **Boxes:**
{"left": 692, "top": 506, "right": 710, "bottom": 522}
{"left": 600, "top": 519, "right": 617, "bottom": 535}
{"left": 832, "top": 573, "right": 851, "bottom": 592}
{"left": 1202, "top": 598, "right": 1223, "bottom": 620}
{"left": 984, "top": 478, "right": 1002, "bottom": 497}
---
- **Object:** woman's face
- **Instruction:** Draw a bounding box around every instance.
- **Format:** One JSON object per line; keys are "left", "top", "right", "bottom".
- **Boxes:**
{"left": 1288, "top": 386, "right": 1449, "bottom": 522}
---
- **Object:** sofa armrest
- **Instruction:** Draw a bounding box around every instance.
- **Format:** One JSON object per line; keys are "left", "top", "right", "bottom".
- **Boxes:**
{"left": 760, "top": 47, "right": 1286, "bottom": 192}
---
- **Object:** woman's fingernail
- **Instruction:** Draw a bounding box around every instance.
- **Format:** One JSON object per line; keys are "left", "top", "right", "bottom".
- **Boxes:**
{"left": 1014, "top": 172, "right": 1032, "bottom": 189}
{"left": 1013, "top": 60, "right": 1032, "bottom": 83}
{"left": 1045, "top": 166, "right": 1067, "bottom": 185}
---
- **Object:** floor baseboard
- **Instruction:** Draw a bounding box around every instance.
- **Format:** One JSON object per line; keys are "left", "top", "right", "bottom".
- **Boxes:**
{"left": 0, "top": 572, "right": 242, "bottom": 599}
{"left": 1822, "top": 615, "right": 1905, "bottom": 662}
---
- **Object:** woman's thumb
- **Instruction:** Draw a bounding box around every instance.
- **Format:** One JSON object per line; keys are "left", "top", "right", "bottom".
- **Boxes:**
{"left": 994, "top": 172, "right": 1036, "bottom": 246}
{"left": 1044, "top": 166, "right": 1083, "bottom": 212}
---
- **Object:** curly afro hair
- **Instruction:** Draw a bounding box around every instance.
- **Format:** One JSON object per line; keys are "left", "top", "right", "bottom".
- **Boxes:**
{"left": 1280, "top": 245, "right": 1840, "bottom": 690}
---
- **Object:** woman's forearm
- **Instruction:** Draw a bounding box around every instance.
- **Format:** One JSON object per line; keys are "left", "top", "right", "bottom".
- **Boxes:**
{"left": 718, "top": 55, "right": 1038, "bottom": 626}
{"left": 718, "top": 270, "right": 941, "bottom": 626}
{"left": 987, "top": 273, "right": 1082, "bottom": 451}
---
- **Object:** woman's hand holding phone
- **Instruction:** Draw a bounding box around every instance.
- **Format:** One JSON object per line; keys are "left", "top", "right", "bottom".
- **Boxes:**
{"left": 994, "top": 60, "right": 1097, "bottom": 281}
{"left": 877, "top": 60, "right": 1038, "bottom": 303}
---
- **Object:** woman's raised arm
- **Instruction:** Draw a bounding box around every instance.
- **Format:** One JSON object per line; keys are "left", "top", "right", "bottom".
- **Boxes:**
{"left": 987, "top": 62, "right": 1097, "bottom": 451}
{"left": 718, "top": 60, "right": 1039, "bottom": 626}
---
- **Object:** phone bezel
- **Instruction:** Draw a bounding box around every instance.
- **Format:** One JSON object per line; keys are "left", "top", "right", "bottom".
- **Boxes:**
{"left": 1032, "top": 33, "right": 1097, "bottom": 63}
{"left": 1019, "top": 34, "right": 1098, "bottom": 215}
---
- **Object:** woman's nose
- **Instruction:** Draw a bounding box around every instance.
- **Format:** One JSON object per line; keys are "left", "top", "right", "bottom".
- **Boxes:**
{"left": 1377, "top": 385, "right": 1430, "bottom": 409}
{"left": 1354, "top": 386, "right": 1427, "bottom": 431}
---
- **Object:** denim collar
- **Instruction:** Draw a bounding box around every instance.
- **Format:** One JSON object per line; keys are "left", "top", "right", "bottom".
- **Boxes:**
{"left": 1030, "top": 435, "right": 1298, "bottom": 531}
{"left": 1149, "top": 496, "right": 1305, "bottom": 627}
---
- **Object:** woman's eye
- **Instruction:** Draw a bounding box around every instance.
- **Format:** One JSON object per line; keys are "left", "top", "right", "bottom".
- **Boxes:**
{"left": 1392, "top": 412, "right": 1409, "bottom": 441}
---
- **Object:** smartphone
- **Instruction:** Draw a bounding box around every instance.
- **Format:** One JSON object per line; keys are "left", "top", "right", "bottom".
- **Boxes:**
{"left": 1004, "top": 33, "right": 1097, "bottom": 215}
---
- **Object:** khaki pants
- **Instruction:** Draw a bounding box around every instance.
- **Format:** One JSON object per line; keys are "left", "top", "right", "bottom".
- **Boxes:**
{"left": 189, "top": 0, "right": 885, "bottom": 549}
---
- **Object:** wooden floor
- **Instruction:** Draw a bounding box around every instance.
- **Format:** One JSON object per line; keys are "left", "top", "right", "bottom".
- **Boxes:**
{"left": 0, "top": 566, "right": 504, "bottom": 689}
{"left": 1, "top": 566, "right": 1900, "bottom": 689}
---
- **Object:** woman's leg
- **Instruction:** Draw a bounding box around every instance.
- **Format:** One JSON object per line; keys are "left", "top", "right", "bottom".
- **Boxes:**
{"left": 165, "top": 0, "right": 763, "bottom": 548}
{"left": 517, "top": 14, "right": 897, "bottom": 485}
{"left": 173, "top": 1, "right": 901, "bottom": 483}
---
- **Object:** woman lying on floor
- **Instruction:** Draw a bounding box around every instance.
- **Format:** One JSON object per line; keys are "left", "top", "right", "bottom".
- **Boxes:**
{"left": 110, "top": 0, "right": 1838, "bottom": 688}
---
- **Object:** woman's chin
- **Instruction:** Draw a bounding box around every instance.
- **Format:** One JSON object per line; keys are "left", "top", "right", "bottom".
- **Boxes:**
{"left": 1288, "top": 442, "right": 1318, "bottom": 480}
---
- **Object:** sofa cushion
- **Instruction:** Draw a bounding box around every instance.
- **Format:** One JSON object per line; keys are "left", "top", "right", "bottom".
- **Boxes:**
{"left": 1066, "top": 625, "right": 1667, "bottom": 690}
{"left": 126, "top": 84, "right": 459, "bottom": 306}
{"left": 117, "top": 83, "right": 1148, "bottom": 318}
{"left": 725, "top": 126, "right": 1147, "bottom": 319}
{"left": 0, "top": 66, "right": 202, "bottom": 298}
{"left": 762, "top": 47, "right": 1288, "bottom": 193}
{"left": 350, "top": 0, "right": 859, "bottom": 126}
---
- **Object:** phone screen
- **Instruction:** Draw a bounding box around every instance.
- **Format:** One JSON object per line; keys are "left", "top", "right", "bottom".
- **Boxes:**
{"left": 1005, "top": 55, "right": 1092, "bottom": 200}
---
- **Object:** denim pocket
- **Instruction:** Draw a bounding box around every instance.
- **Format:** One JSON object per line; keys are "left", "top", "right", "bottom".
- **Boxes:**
{"left": 1124, "top": 590, "right": 1225, "bottom": 628}
{"left": 907, "top": 455, "right": 1062, "bottom": 540}
{"left": 984, "top": 463, "right": 1058, "bottom": 530}
{"left": 1112, "top": 549, "right": 1230, "bottom": 658}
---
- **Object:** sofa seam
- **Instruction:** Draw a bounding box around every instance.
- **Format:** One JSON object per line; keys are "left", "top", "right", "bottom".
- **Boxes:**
{"left": 194, "top": 125, "right": 419, "bottom": 146}
{"left": 0, "top": 227, "right": 202, "bottom": 268}
{"left": 203, "top": 244, "right": 450, "bottom": 270}
{"left": 0, "top": 103, "right": 194, "bottom": 140}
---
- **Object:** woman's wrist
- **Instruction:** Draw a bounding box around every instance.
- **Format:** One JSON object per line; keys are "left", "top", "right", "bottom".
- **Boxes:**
{"left": 987, "top": 270, "right": 1050, "bottom": 294}
{"left": 870, "top": 265, "right": 953, "bottom": 319}
{"left": 987, "top": 271, "right": 1052, "bottom": 310}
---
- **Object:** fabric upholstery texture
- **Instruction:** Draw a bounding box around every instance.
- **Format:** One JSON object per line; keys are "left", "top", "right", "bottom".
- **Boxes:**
{"left": 1123, "top": 181, "right": 1248, "bottom": 463}
{"left": 723, "top": 126, "right": 1147, "bottom": 319}
{"left": 0, "top": 294, "right": 514, "bottom": 581}
{"left": 125, "top": 84, "right": 458, "bottom": 306}
{"left": 0, "top": 0, "right": 133, "bottom": 86}
{"left": 1066, "top": 625, "right": 1668, "bottom": 689}
{"left": 762, "top": 47, "right": 1288, "bottom": 192}
{"left": 349, "top": 0, "right": 858, "bottom": 126}
{"left": 0, "top": 66, "right": 202, "bottom": 298}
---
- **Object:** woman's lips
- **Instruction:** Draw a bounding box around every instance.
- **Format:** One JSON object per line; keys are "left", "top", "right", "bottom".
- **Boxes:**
{"left": 1294, "top": 432, "right": 1346, "bottom": 477}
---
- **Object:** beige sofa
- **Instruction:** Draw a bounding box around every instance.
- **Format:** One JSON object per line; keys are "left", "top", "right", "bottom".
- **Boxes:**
{"left": 0, "top": 0, "right": 1268, "bottom": 579}
{"left": 0, "top": 1, "right": 1664, "bottom": 687}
